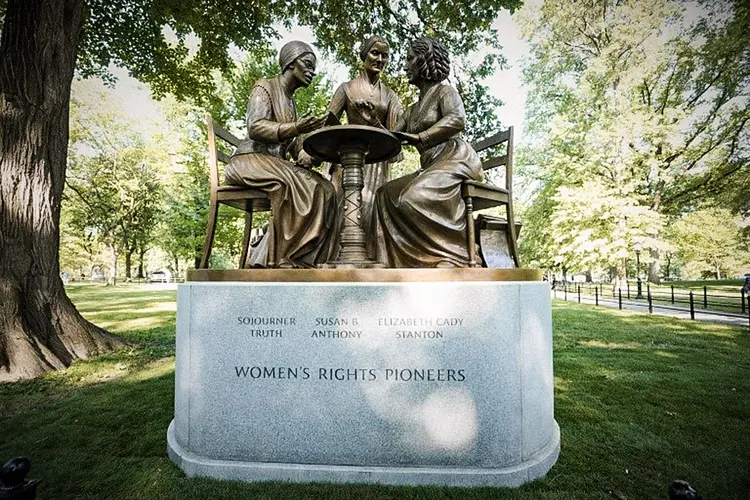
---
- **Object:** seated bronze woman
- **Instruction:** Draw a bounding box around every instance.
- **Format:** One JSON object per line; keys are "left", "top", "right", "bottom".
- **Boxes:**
{"left": 226, "top": 41, "right": 336, "bottom": 268}
{"left": 370, "top": 37, "right": 483, "bottom": 268}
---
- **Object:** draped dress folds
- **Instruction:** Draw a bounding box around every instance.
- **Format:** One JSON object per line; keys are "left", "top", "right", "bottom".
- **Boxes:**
{"left": 225, "top": 76, "right": 336, "bottom": 268}
{"left": 371, "top": 83, "right": 483, "bottom": 268}
{"left": 328, "top": 71, "right": 403, "bottom": 240}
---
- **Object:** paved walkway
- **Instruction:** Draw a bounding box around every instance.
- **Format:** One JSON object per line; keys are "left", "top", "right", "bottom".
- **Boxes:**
{"left": 551, "top": 289, "right": 750, "bottom": 329}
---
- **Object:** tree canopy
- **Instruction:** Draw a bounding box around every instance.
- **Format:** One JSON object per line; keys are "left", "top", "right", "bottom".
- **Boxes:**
{"left": 74, "top": 0, "right": 520, "bottom": 107}
{"left": 518, "top": 0, "right": 750, "bottom": 281}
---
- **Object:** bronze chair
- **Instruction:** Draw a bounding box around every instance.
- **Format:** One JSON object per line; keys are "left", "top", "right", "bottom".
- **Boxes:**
{"left": 464, "top": 126, "right": 520, "bottom": 268}
{"left": 199, "top": 115, "right": 271, "bottom": 269}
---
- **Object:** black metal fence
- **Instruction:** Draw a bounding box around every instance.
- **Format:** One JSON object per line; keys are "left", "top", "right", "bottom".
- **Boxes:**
{"left": 551, "top": 281, "right": 750, "bottom": 330}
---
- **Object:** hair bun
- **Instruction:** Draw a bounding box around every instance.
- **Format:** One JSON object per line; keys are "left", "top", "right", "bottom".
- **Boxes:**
{"left": 411, "top": 37, "right": 450, "bottom": 82}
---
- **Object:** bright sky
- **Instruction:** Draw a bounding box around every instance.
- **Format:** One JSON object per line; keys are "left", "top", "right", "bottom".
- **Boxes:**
{"left": 82, "top": 9, "right": 530, "bottom": 139}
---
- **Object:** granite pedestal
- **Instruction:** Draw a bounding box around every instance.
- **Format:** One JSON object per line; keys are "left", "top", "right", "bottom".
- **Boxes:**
{"left": 168, "top": 269, "right": 559, "bottom": 487}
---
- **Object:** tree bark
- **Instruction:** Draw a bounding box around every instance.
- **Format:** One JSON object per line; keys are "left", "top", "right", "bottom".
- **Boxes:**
{"left": 137, "top": 247, "right": 146, "bottom": 279}
{"left": 664, "top": 252, "right": 672, "bottom": 280}
{"left": 648, "top": 248, "right": 662, "bottom": 284}
{"left": 612, "top": 260, "right": 626, "bottom": 294}
{"left": 125, "top": 247, "right": 133, "bottom": 279}
{"left": 0, "top": 0, "right": 123, "bottom": 381}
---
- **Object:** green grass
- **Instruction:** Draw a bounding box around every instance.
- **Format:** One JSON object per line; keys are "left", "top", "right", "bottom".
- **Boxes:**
{"left": 1, "top": 286, "right": 749, "bottom": 499}
{"left": 657, "top": 279, "right": 745, "bottom": 292}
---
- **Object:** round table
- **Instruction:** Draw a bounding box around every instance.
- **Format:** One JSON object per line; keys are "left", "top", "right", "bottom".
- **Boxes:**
{"left": 303, "top": 125, "right": 401, "bottom": 268}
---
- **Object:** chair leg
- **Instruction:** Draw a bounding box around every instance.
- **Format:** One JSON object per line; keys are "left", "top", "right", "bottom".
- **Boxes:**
{"left": 506, "top": 201, "right": 521, "bottom": 268}
{"left": 239, "top": 209, "right": 254, "bottom": 269}
{"left": 200, "top": 199, "right": 219, "bottom": 269}
{"left": 465, "top": 196, "right": 477, "bottom": 268}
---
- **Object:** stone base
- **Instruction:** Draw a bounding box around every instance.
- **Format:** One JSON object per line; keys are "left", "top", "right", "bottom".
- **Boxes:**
{"left": 169, "top": 270, "right": 558, "bottom": 487}
{"left": 168, "top": 421, "right": 559, "bottom": 487}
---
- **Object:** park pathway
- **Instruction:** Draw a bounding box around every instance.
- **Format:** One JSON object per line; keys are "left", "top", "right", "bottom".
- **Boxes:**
{"left": 551, "top": 287, "right": 750, "bottom": 329}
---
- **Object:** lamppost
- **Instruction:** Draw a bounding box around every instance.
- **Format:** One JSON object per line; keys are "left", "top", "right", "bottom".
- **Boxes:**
{"left": 635, "top": 245, "right": 644, "bottom": 299}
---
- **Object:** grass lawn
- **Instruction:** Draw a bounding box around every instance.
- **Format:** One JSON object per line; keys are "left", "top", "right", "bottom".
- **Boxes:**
{"left": 1, "top": 284, "right": 749, "bottom": 499}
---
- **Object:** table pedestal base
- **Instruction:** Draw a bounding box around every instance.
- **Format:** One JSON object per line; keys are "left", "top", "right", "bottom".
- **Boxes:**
{"left": 330, "top": 144, "right": 383, "bottom": 269}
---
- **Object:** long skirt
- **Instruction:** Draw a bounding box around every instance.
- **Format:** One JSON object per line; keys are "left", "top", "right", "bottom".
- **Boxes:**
{"left": 370, "top": 138, "right": 483, "bottom": 268}
{"left": 226, "top": 153, "right": 336, "bottom": 268}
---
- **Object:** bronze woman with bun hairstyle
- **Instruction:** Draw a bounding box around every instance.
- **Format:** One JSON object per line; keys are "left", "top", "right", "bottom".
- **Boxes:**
{"left": 370, "top": 36, "right": 484, "bottom": 268}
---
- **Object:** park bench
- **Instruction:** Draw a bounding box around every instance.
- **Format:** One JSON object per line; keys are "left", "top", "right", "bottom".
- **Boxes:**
{"left": 199, "top": 115, "right": 271, "bottom": 269}
{"left": 465, "top": 126, "right": 520, "bottom": 268}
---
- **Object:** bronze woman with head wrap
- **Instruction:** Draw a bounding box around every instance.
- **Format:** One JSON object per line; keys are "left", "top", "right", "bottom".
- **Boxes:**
{"left": 327, "top": 35, "right": 404, "bottom": 244}
{"left": 369, "top": 36, "right": 484, "bottom": 268}
{"left": 225, "top": 41, "right": 336, "bottom": 268}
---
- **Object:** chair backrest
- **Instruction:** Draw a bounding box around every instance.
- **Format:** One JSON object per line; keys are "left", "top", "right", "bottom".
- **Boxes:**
{"left": 471, "top": 126, "right": 514, "bottom": 192}
{"left": 207, "top": 115, "right": 242, "bottom": 192}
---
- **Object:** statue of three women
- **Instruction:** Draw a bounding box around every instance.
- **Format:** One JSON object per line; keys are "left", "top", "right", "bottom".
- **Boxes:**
{"left": 227, "top": 35, "right": 484, "bottom": 269}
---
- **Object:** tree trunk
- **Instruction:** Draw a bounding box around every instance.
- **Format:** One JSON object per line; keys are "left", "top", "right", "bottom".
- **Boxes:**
{"left": 109, "top": 246, "right": 119, "bottom": 286}
{"left": 648, "top": 248, "right": 661, "bottom": 284}
{"left": 0, "top": 0, "right": 123, "bottom": 381}
{"left": 137, "top": 247, "right": 146, "bottom": 279}
{"left": 125, "top": 247, "right": 133, "bottom": 279}
{"left": 612, "top": 260, "right": 626, "bottom": 294}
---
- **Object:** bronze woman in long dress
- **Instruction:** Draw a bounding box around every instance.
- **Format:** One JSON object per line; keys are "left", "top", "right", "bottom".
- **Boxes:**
{"left": 225, "top": 41, "right": 336, "bottom": 268}
{"left": 327, "top": 36, "right": 403, "bottom": 239}
{"left": 371, "top": 37, "right": 484, "bottom": 268}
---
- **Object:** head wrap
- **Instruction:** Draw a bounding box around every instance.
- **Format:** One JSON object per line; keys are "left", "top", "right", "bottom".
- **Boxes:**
{"left": 278, "top": 41, "right": 315, "bottom": 71}
{"left": 359, "top": 35, "right": 389, "bottom": 62}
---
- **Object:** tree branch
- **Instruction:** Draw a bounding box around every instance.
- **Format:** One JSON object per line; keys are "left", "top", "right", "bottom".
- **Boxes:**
{"left": 657, "top": 61, "right": 678, "bottom": 114}
{"left": 686, "top": 64, "right": 727, "bottom": 108}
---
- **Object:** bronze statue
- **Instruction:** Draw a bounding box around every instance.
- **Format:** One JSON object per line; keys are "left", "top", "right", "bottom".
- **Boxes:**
{"left": 226, "top": 41, "right": 336, "bottom": 268}
{"left": 370, "top": 37, "right": 484, "bottom": 268}
{"left": 327, "top": 36, "right": 403, "bottom": 240}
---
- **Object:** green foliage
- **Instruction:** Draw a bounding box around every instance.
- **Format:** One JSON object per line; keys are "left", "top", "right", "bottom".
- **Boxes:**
{"left": 59, "top": 208, "right": 103, "bottom": 277}
{"left": 666, "top": 208, "right": 750, "bottom": 279}
{"left": 157, "top": 97, "right": 247, "bottom": 269}
{"left": 64, "top": 86, "right": 166, "bottom": 280}
{"left": 77, "top": 0, "right": 284, "bottom": 107}
{"left": 73, "top": 0, "right": 518, "bottom": 94}
{"left": 518, "top": 0, "right": 750, "bottom": 278}
{"left": 455, "top": 52, "right": 507, "bottom": 142}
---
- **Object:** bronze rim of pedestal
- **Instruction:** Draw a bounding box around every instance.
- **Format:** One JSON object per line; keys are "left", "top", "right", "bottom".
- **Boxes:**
{"left": 187, "top": 268, "right": 544, "bottom": 282}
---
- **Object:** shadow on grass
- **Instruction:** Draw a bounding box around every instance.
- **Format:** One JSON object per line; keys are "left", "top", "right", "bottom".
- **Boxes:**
{"left": 0, "top": 363, "right": 181, "bottom": 499}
